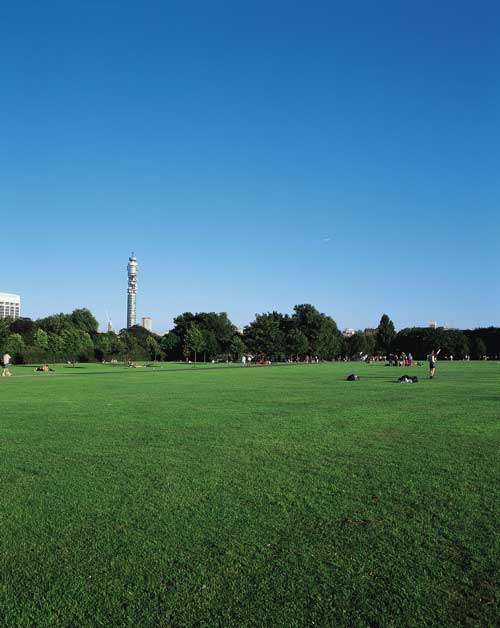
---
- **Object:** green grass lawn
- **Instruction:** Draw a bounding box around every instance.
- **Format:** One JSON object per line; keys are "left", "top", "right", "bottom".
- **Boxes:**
{"left": 8, "top": 359, "right": 243, "bottom": 377}
{"left": 0, "top": 362, "right": 498, "bottom": 627}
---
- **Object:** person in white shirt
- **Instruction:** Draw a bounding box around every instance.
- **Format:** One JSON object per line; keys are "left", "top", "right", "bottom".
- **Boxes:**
{"left": 241, "top": 355, "right": 247, "bottom": 367}
{"left": 2, "top": 353, "right": 12, "bottom": 377}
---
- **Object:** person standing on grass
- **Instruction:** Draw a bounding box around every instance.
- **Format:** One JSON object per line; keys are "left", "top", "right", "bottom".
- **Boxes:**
{"left": 428, "top": 349, "right": 441, "bottom": 379}
{"left": 2, "top": 352, "right": 12, "bottom": 377}
{"left": 241, "top": 355, "right": 247, "bottom": 367}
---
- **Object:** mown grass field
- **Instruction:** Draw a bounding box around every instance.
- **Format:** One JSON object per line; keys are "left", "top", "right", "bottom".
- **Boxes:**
{"left": 9, "top": 360, "right": 240, "bottom": 376}
{"left": 0, "top": 361, "right": 498, "bottom": 627}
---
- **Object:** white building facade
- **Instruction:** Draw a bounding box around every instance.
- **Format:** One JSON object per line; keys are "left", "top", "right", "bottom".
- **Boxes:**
{"left": 0, "top": 293, "right": 21, "bottom": 319}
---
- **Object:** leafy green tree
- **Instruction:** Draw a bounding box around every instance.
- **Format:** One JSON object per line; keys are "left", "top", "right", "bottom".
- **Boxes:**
{"left": 122, "top": 325, "right": 152, "bottom": 342}
{"left": 48, "top": 332, "right": 64, "bottom": 362}
{"left": 464, "top": 327, "right": 500, "bottom": 356}
{"left": 347, "top": 332, "right": 368, "bottom": 357}
{"left": 316, "top": 320, "right": 342, "bottom": 360}
{"left": 61, "top": 329, "right": 93, "bottom": 364}
{"left": 70, "top": 309, "right": 99, "bottom": 335}
{"left": 120, "top": 332, "right": 145, "bottom": 361}
{"left": 80, "top": 332, "right": 94, "bottom": 361}
{"left": 33, "top": 328, "right": 49, "bottom": 352}
{"left": 146, "top": 336, "right": 161, "bottom": 361}
{"left": 440, "top": 329, "right": 469, "bottom": 358}
{"left": 6, "top": 333, "right": 26, "bottom": 363}
{"left": 185, "top": 324, "right": 204, "bottom": 364}
{"left": 287, "top": 328, "right": 309, "bottom": 359}
{"left": 115, "top": 326, "right": 163, "bottom": 360}
{"left": 230, "top": 335, "right": 247, "bottom": 359}
{"left": 376, "top": 314, "right": 396, "bottom": 353}
{"left": 94, "top": 333, "right": 112, "bottom": 361}
{"left": 172, "top": 312, "right": 236, "bottom": 358}
{"left": 10, "top": 317, "right": 35, "bottom": 338}
{"left": 471, "top": 337, "right": 486, "bottom": 359}
{"left": 194, "top": 312, "right": 236, "bottom": 354}
{"left": 364, "top": 333, "right": 376, "bottom": 356}
{"left": 291, "top": 304, "right": 342, "bottom": 357}
{"left": 202, "top": 330, "right": 219, "bottom": 361}
{"left": 109, "top": 335, "right": 125, "bottom": 360}
{"left": 292, "top": 304, "right": 325, "bottom": 352}
{"left": 172, "top": 313, "right": 196, "bottom": 347}
{"left": 244, "top": 312, "right": 287, "bottom": 358}
{"left": 25, "top": 328, "right": 50, "bottom": 363}
{"left": 160, "top": 332, "right": 180, "bottom": 360}
{"left": 0, "top": 318, "right": 11, "bottom": 347}
{"left": 393, "top": 327, "right": 470, "bottom": 359}
{"left": 36, "top": 313, "right": 73, "bottom": 335}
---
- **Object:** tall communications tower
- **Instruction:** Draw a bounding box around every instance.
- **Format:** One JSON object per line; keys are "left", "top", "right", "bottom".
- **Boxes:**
{"left": 127, "top": 253, "right": 138, "bottom": 328}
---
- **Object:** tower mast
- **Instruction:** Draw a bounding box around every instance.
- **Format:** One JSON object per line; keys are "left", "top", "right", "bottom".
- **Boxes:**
{"left": 127, "top": 253, "right": 138, "bottom": 328}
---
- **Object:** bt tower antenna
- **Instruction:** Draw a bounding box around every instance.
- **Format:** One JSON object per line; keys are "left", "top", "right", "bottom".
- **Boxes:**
{"left": 127, "top": 252, "right": 138, "bottom": 328}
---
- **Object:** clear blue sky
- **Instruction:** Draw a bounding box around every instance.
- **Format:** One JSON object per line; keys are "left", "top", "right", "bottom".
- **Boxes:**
{"left": 2, "top": 1, "right": 499, "bottom": 332}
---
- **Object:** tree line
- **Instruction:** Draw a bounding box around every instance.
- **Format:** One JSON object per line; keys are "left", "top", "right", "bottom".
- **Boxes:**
{"left": 0, "top": 306, "right": 496, "bottom": 364}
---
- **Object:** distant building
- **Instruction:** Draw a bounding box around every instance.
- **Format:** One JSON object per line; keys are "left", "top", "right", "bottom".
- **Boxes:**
{"left": 235, "top": 327, "right": 244, "bottom": 335}
{"left": 343, "top": 328, "right": 356, "bottom": 338}
{"left": 142, "top": 317, "right": 152, "bottom": 332}
{"left": 127, "top": 253, "right": 138, "bottom": 328}
{"left": 107, "top": 319, "right": 113, "bottom": 333}
{"left": 364, "top": 328, "right": 377, "bottom": 336}
{"left": 428, "top": 321, "right": 437, "bottom": 329}
{"left": 0, "top": 293, "right": 20, "bottom": 320}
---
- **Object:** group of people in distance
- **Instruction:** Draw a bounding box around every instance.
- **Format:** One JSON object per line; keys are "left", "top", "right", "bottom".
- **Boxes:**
{"left": 241, "top": 355, "right": 273, "bottom": 366}
{"left": 0, "top": 346, "right": 444, "bottom": 380}
{"left": 387, "top": 352, "right": 414, "bottom": 367}
{"left": 389, "top": 349, "right": 442, "bottom": 379}
{"left": 388, "top": 349, "right": 441, "bottom": 378}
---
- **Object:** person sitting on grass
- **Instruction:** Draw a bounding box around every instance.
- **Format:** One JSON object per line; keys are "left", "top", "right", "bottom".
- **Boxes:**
{"left": 34, "top": 364, "right": 54, "bottom": 372}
